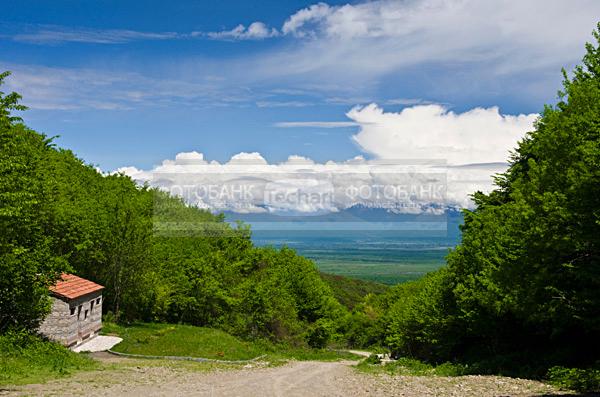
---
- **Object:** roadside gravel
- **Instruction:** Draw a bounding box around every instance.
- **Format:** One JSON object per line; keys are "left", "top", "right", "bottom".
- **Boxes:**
{"left": 0, "top": 356, "right": 571, "bottom": 396}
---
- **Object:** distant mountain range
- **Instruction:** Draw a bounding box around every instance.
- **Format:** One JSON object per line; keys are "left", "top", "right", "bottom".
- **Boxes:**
{"left": 223, "top": 204, "right": 463, "bottom": 223}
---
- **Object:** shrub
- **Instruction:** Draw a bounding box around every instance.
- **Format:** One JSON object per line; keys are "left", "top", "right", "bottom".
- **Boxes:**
{"left": 547, "top": 366, "right": 600, "bottom": 393}
{"left": 0, "top": 330, "right": 95, "bottom": 385}
{"left": 364, "top": 354, "right": 382, "bottom": 365}
{"left": 305, "top": 318, "right": 336, "bottom": 348}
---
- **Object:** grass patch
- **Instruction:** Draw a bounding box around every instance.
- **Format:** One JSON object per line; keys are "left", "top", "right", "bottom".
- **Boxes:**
{"left": 357, "top": 355, "right": 600, "bottom": 393}
{"left": 266, "top": 345, "right": 359, "bottom": 362}
{"left": 103, "top": 322, "right": 264, "bottom": 361}
{"left": 356, "top": 356, "right": 468, "bottom": 377}
{"left": 103, "top": 322, "right": 360, "bottom": 362}
{"left": 0, "top": 331, "right": 97, "bottom": 386}
{"left": 546, "top": 365, "right": 600, "bottom": 393}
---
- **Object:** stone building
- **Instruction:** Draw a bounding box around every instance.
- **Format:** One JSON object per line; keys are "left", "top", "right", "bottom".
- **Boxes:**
{"left": 39, "top": 274, "right": 104, "bottom": 348}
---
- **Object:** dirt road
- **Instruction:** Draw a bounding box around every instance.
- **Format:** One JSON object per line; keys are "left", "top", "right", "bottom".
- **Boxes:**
{"left": 1, "top": 356, "right": 568, "bottom": 397}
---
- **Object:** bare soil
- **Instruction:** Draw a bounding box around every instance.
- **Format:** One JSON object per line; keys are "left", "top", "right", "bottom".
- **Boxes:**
{"left": 0, "top": 354, "right": 572, "bottom": 397}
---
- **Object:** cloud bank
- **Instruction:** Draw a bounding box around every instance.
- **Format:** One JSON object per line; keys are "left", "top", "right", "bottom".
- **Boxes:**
{"left": 118, "top": 102, "right": 536, "bottom": 213}
{"left": 5, "top": 1, "right": 600, "bottom": 110}
{"left": 240, "top": 0, "right": 600, "bottom": 77}
{"left": 119, "top": 150, "right": 509, "bottom": 214}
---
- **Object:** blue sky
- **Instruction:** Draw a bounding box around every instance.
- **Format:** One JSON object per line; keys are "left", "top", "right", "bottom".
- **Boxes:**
{"left": 2, "top": 0, "right": 600, "bottom": 172}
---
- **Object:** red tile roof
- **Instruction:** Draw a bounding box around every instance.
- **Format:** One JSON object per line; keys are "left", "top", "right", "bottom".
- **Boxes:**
{"left": 49, "top": 274, "right": 104, "bottom": 300}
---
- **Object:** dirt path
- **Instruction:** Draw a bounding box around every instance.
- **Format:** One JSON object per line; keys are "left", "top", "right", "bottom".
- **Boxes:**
{"left": 1, "top": 356, "right": 569, "bottom": 397}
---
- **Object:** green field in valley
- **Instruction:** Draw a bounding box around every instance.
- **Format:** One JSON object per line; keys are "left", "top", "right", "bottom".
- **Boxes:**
{"left": 316, "top": 259, "right": 443, "bottom": 285}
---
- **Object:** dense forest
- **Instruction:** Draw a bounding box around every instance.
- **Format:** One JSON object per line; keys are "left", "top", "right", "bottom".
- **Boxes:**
{"left": 347, "top": 26, "right": 600, "bottom": 377}
{"left": 0, "top": 72, "right": 346, "bottom": 346}
{"left": 1, "top": 22, "right": 599, "bottom": 390}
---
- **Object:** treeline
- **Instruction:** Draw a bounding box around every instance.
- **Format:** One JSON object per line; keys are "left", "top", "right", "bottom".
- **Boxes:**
{"left": 0, "top": 74, "right": 345, "bottom": 346}
{"left": 347, "top": 26, "right": 600, "bottom": 375}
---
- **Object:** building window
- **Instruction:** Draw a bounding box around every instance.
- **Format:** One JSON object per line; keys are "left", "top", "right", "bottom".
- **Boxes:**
{"left": 70, "top": 307, "right": 75, "bottom": 315}
{"left": 77, "top": 305, "right": 82, "bottom": 319}
{"left": 96, "top": 297, "right": 101, "bottom": 304}
{"left": 84, "top": 309, "right": 89, "bottom": 319}
{"left": 90, "top": 301, "right": 94, "bottom": 312}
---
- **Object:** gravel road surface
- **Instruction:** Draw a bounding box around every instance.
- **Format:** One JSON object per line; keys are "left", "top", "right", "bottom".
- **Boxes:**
{"left": 1, "top": 355, "right": 570, "bottom": 396}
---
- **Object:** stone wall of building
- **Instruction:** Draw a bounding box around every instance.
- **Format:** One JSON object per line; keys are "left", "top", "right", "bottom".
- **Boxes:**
{"left": 72, "top": 292, "right": 103, "bottom": 344}
{"left": 38, "top": 297, "right": 77, "bottom": 345}
{"left": 38, "top": 291, "right": 103, "bottom": 347}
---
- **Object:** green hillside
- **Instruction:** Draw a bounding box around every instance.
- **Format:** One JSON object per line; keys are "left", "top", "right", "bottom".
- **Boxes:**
{"left": 0, "top": 70, "right": 345, "bottom": 348}
{"left": 320, "top": 273, "right": 388, "bottom": 309}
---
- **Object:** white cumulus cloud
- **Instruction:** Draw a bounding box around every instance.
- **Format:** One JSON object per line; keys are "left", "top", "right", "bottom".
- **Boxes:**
{"left": 174, "top": 151, "right": 207, "bottom": 165}
{"left": 348, "top": 103, "right": 537, "bottom": 165}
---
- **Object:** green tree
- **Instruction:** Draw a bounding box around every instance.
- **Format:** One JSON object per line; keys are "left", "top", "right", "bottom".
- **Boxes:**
{"left": 0, "top": 70, "right": 348, "bottom": 346}
{"left": 0, "top": 72, "right": 66, "bottom": 332}
{"left": 448, "top": 23, "right": 600, "bottom": 358}
{"left": 380, "top": 24, "right": 600, "bottom": 368}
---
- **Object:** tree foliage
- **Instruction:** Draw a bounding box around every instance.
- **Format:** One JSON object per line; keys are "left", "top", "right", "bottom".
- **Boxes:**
{"left": 352, "top": 24, "right": 600, "bottom": 372}
{"left": 0, "top": 72, "right": 345, "bottom": 345}
{"left": 0, "top": 72, "right": 66, "bottom": 332}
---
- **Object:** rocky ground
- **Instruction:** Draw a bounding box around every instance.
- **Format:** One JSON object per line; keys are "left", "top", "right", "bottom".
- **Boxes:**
{"left": 0, "top": 353, "right": 574, "bottom": 397}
